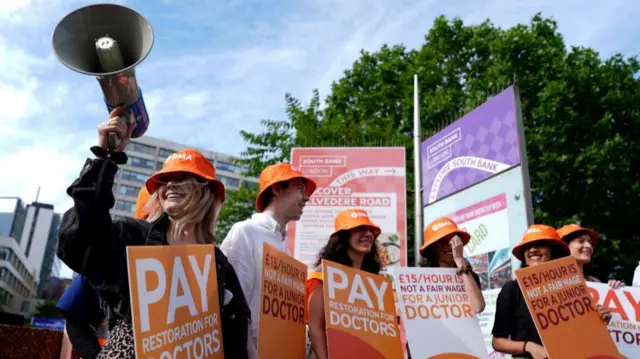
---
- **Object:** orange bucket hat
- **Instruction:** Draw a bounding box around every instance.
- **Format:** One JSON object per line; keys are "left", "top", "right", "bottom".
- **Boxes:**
{"left": 557, "top": 224, "right": 599, "bottom": 248}
{"left": 255, "top": 163, "right": 316, "bottom": 212}
{"left": 145, "top": 149, "right": 226, "bottom": 202}
{"left": 421, "top": 217, "right": 470, "bottom": 251}
{"left": 331, "top": 208, "right": 381, "bottom": 238}
{"left": 134, "top": 186, "right": 152, "bottom": 220}
{"left": 512, "top": 224, "right": 570, "bottom": 261}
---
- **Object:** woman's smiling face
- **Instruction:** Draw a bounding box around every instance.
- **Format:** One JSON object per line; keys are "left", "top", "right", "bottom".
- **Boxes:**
{"left": 523, "top": 243, "right": 553, "bottom": 267}
{"left": 567, "top": 233, "right": 594, "bottom": 265}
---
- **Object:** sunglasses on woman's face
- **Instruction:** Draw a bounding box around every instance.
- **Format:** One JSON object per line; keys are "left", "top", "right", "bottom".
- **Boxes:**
{"left": 155, "top": 172, "right": 206, "bottom": 185}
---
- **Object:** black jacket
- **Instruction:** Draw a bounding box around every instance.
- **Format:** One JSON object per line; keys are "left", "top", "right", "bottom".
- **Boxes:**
{"left": 57, "top": 157, "right": 250, "bottom": 359}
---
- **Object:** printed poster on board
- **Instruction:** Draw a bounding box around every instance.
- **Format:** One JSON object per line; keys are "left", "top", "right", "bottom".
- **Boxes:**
{"left": 588, "top": 283, "right": 640, "bottom": 359}
{"left": 127, "top": 244, "right": 224, "bottom": 359}
{"left": 322, "top": 260, "right": 403, "bottom": 359}
{"left": 289, "top": 147, "right": 407, "bottom": 270}
{"left": 421, "top": 86, "right": 521, "bottom": 205}
{"left": 394, "top": 267, "right": 488, "bottom": 358}
{"left": 515, "top": 257, "right": 620, "bottom": 358}
{"left": 258, "top": 243, "right": 307, "bottom": 359}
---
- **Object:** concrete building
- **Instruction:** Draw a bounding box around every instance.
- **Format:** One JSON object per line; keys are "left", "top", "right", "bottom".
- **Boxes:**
{"left": 0, "top": 198, "right": 38, "bottom": 315}
{"left": 0, "top": 197, "right": 27, "bottom": 242}
{"left": 0, "top": 196, "right": 63, "bottom": 316}
{"left": 111, "top": 135, "right": 259, "bottom": 218}
{"left": 17, "top": 202, "right": 62, "bottom": 298}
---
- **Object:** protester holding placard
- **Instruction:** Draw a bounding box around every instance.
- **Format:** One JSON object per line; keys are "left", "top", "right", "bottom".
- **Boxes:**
{"left": 305, "top": 208, "right": 383, "bottom": 359}
{"left": 491, "top": 224, "right": 612, "bottom": 359}
{"left": 557, "top": 224, "right": 625, "bottom": 288}
{"left": 220, "top": 163, "right": 316, "bottom": 358}
{"left": 57, "top": 186, "right": 152, "bottom": 359}
{"left": 57, "top": 108, "right": 251, "bottom": 359}
{"left": 419, "top": 217, "right": 486, "bottom": 314}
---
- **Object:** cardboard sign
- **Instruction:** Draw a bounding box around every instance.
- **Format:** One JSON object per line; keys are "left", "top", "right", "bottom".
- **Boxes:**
{"left": 394, "top": 267, "right": 488, "bottom": 358}
{"left": 588, "top": 282, "right": 640, "bottom": 359}
{"left": 322, "top": 260, "right": 403, "bottom": 359}
{"left": 127, "top": 245, "right": 224, "bottom": 359}
{"left": 515, "top": 257, "right": 620, "bottom": 358}
{"left": 258, "top": 242, "right": 307, "bottom": 359}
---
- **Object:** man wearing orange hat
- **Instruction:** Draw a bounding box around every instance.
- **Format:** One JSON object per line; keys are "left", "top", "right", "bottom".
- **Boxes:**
{"left": 220, "top": 163, "right": 316, "bottom": 357}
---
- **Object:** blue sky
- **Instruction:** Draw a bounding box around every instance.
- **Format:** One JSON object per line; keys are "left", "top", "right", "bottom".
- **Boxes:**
{"left": 0, "top": 0, "right": 635, "bottom": 279}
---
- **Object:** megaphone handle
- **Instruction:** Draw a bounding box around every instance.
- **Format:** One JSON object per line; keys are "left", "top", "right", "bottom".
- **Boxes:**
{"left": 107, "top": 109, "right": 134, "bottom": 151}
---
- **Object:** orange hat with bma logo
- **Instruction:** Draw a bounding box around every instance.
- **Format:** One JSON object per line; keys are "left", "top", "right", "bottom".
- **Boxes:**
{"left": 512, "top": 224, "right": 570, "bottom": 261}
{"left": 145, "top": 149, "right": 226, "bottom": 202}
{"left": 421, "top": 217, "right": 471, "bottom": 251}
{"left": 331, "top": 208, "right": 381, "bottom": 238}
{"left": 557, "top": 224, "right": 599, "bottom": 248}
{"left": 134, "top": 186, "right": 152, "bottom": 220}
{"left": 255, "top": 163, "right": 316, "bottom": 212}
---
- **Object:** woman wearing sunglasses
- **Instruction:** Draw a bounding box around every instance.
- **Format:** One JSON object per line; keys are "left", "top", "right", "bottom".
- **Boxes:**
{"left": 56, "top": 107, "right": 250, "bottom": 359}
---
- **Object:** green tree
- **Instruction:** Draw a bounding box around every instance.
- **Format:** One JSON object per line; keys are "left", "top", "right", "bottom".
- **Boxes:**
{"left": 35, "top": 300, "right": 63, "bottom": 318}
{"left": 216, "top": 184, "right": 259, "bottom": 242}
{"left": 239, "top": 14, "right": 640, "bottom": 282}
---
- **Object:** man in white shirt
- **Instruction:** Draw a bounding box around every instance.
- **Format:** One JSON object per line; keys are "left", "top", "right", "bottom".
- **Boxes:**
{"left": 220, "top": 163, "right": 316, "bottom": 357}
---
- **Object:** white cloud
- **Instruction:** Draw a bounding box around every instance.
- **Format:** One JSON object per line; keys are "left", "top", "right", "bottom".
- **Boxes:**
{"left": 0, "top": 0, "right": 635, "bottom": 280}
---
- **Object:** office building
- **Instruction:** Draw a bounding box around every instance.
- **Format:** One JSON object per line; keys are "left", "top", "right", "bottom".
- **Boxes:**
{"left": 0, "top": 236, "right": 38, "bottom": 315}
{"left": 111, "top": 135, "right": 259, "bottom": 218}
{"left": 0, "top": 197, "right": 64, "bottom": 315}
{"left": 0, "top": 198, "right": 38, "bottom": 315}
{"left": 16, "top": 202, "right": 62, "bottom": 298}
{"left": 0, "top": 197, "right": 27, "bottom": 242}
{"left": 40, "top": 277, "right": 72, "bottom": 301}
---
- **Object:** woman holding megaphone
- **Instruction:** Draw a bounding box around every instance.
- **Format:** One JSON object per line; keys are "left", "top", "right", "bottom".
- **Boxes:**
{"left": 56, "top": 106, "right": 251, "bottom": 359}
{"left": 491, "top": 225, "right": 612, "bottom": 359}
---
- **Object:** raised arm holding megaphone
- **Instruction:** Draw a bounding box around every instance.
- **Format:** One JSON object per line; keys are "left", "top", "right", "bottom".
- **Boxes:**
{"left": 52, "top": 3, "right": 153, "bottom": 152}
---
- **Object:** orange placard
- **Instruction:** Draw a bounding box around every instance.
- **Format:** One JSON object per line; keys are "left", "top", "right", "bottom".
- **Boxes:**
{"left": 258, "top": 242, "right": 307, "bottom": 359}
{"left": 127, "top": 245, "right": 224, "bottom": 359}
{"left": 515, "top": 256, "right": 621, "bottom": 359}
{"left": 322, "top": 260, "right": 403, "bottom": 359}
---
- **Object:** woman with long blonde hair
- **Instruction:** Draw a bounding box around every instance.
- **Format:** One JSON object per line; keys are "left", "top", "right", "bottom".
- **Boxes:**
{"left": 57, "top": 107, "right": 251, "bottom": 359}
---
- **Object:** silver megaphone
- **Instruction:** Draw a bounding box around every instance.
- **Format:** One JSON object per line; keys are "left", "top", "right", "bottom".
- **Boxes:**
{"left": 52, "top": 4, "right": 154, "bottom": 150}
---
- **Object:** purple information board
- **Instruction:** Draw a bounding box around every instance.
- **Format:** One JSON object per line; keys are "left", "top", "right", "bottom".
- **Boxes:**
{"left": 421, "top": 86, "right": 522, "bottom": 205}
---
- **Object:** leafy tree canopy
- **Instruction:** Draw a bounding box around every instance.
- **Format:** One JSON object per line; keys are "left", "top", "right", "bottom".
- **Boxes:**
{"left": 216, "top": 184, "right": 259, "bottom": 242}
{"left": 233, "top": 13, "right": 640, "bottom": 282}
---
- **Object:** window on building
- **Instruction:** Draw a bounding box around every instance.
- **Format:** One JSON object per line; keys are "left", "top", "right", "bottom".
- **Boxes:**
{"left": 128, "top": 142, "right": 156, "bottom": 155}
{"left": 121, "top": 170, "right": 149, "bottom": 183}
{"left": 243, "top": 181, "right": 259, "bottom": 190}
{"left": 115, "top": 200, "right": 136, "bottom": 213}
{"left": 159, "top": 148, "right": 174, "bottom": 157}
{"left": 0, "top": 247, "right": 7, "bottom": 261}
{"left": 156, "top": 161, "right": 164, "bottom": 170}
{"left": 215, "top": 161, "right": 243, "bottom": 174}
{"left": 119, "top": 184, "right": 141, "bottom": 198}
{"left": 21, "top": 300, "right": 29, "bottom": 312}
{"left": 218, "top": 175, "right": 240, "bottom": 188}
{"left": 129, "top": 156, "right": 155, "bottom": 170}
